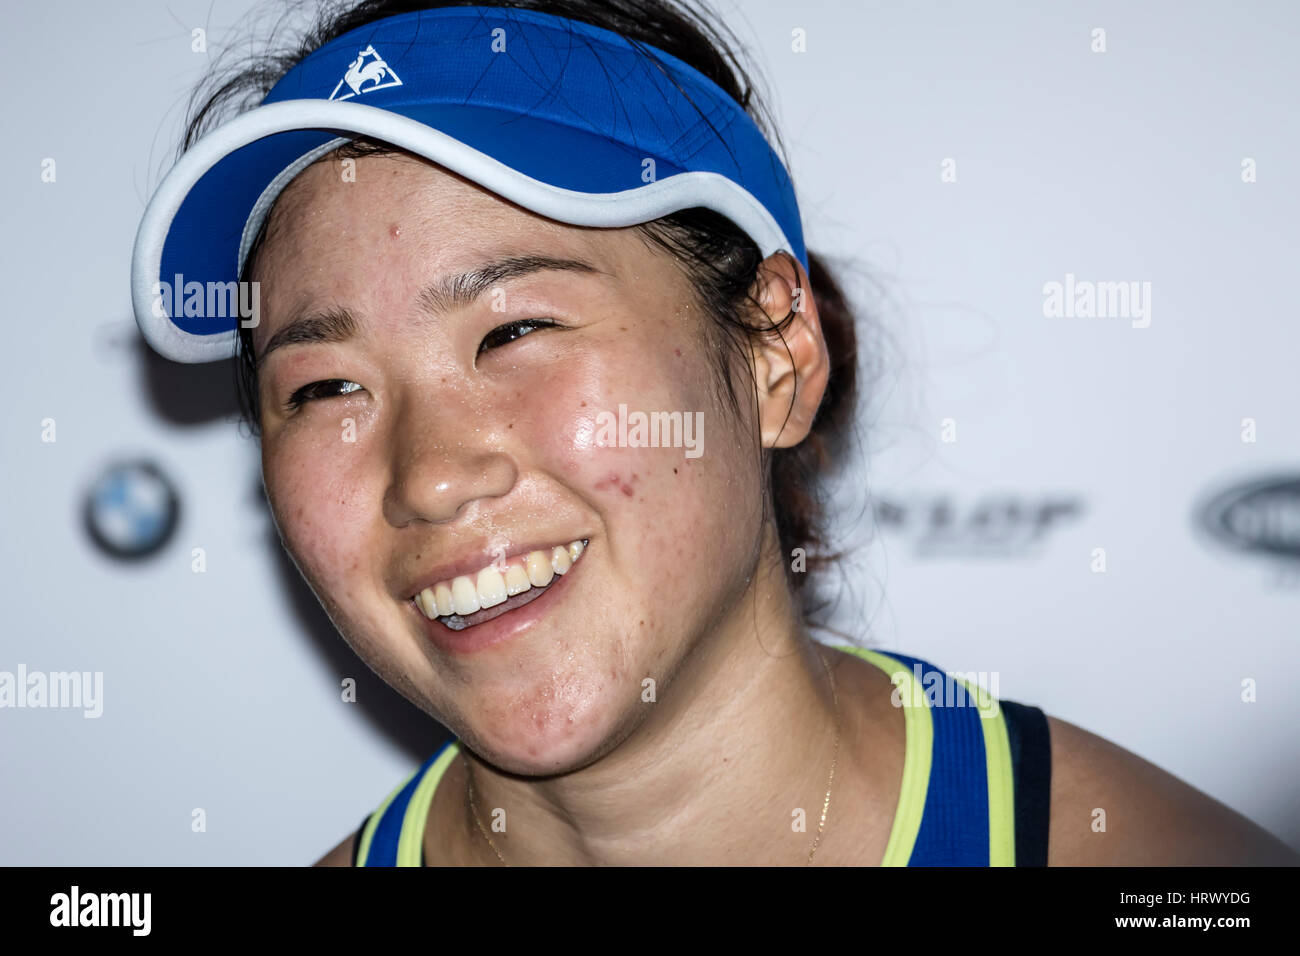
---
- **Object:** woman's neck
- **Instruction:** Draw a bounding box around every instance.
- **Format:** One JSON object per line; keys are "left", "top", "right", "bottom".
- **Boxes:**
{"left": 439, "top": 543, "right": 852, "bottom": 866}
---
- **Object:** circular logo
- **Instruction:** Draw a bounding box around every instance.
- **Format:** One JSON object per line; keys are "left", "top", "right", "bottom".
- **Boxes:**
{"left": 83, "top": 460, "right": 180, "bottom": 560}
{"left": 1198, "top": 475, "right": 1300, "bottom": 561}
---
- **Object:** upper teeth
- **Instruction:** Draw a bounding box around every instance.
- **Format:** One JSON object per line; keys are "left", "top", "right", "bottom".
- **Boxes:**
{"left": 414, "top": 540, "right": 587, "bottom": 620}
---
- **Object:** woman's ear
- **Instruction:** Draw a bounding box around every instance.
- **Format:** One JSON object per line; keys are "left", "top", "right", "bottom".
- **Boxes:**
{"left": 749, "top": 252, "right": 830, "bottom": 449}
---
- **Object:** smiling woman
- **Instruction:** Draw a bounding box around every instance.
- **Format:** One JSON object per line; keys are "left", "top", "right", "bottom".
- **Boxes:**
{"left": 131, "top": 0, "right": 1298, "bottom": 867}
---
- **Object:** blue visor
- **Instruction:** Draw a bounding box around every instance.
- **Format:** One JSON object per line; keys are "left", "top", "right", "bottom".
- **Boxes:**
{"left": 131, "top": 5, "right": 807, "bottom": 363}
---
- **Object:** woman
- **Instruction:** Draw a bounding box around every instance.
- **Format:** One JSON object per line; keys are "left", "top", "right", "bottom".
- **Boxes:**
{"left": 132, "top": 0, "right": 1297, "bottom": 865}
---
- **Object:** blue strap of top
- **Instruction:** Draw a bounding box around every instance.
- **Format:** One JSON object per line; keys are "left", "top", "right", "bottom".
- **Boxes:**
{"left": 879, "top": 650, "right": 991, "bottom": 865}
{"left": 363, "top": 738, "right": 456, "bottom": 866}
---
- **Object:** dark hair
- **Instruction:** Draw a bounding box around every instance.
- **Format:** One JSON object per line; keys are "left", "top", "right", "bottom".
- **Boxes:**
{"left": 183, "top": 0, "right": 864, "bottom": 622}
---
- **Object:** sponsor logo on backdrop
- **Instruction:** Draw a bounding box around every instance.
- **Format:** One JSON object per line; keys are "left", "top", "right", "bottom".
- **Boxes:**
{"left": 81, "top": 460, "right": 180, "bottom": 561}
{"left": 1197, "top": 474, "right": 1300, "bottom": 563}
{"left": 874, "top": 494, "right": 1084, "bottom": 557}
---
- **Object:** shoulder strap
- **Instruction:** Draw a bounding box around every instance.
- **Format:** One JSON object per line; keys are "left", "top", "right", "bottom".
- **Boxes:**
{"left": 878, "top": 650, "right": 1004, "bottom": 865}
{"left": 999, "top": 700, "right": 1052, "bottom": 866}
{"left": 844, "top": 647, "right": 1020, "bottom": 866}
{"left": 356, "top": 738, "right": 459, "bottom": 867}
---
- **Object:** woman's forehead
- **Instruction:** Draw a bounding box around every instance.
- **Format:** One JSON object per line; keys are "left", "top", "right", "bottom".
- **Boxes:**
{"left": 261, "top": 153, "right": 547, "bottom": 257}
{"left": 253, "top": 154, "right": 637, "bottom": 294}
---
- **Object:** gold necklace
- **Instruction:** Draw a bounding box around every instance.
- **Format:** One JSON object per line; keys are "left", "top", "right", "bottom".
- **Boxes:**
{"left": 464, "top": 646, "right": 841, "bottom": 866}
{"left": 807, "top": 645, "right": 842, "bottom": 864}
{"left": 464, "top": 756, "right": 507, "bottom": 865}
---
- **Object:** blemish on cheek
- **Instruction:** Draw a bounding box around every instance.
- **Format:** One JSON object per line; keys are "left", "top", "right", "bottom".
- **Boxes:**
{"left": 595, "top": 472, "right": 639, "bottom": 497}
{"left": 389, "top": 224, "right": 401, "bottom": 238}
{"left": 674, "top": 348, "right": 682, "bottom": 357}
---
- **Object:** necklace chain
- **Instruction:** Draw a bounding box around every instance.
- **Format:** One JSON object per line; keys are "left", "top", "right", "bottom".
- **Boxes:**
{"left": 465, "top": 758, "right": 507, "bottom": 865}
{"left": 807, "top": 645, "right": 841, "bottom": 864}
{"left": 464, "top": 646, "right": 841, "bottom": 866}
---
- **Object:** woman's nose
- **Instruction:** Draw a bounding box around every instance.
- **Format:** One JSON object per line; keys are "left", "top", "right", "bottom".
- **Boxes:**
{"left": 381, "top": 389, "right": 519, "bottom": 528}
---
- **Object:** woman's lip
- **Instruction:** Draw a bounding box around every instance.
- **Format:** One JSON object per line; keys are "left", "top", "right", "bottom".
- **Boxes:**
{"left": 410, "top": 542, "right": 587, "bottom": 655}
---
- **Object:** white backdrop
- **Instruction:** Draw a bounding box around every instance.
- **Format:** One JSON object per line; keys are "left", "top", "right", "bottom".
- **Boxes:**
{"left": 2, "top": 0, "right": 1296, "bottom": 864}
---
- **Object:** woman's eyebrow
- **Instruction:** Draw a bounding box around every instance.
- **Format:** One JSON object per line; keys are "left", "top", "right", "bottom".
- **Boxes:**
{"left": 257, "top": 306, "right": 356, "bottom": 369}
{"left": 257, "top": 254, "right": 605, "bottom": 366}
{"left": 417, "top": 254, "right": 604, "bottom": 317}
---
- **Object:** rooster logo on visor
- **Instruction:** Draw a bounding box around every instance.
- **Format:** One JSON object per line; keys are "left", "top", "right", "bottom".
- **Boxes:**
{"left": 329, "top": 44, "right": 404, "bottom": 101}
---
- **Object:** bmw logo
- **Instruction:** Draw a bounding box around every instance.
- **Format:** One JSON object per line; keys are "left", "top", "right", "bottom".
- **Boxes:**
{"left": 82, "top": 459, "right": 181, "bottom": 560}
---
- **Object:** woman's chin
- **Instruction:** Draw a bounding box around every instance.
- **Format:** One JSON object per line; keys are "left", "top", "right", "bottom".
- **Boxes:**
{"left": 464, "top": 697, "right": 632, "bottom": 778}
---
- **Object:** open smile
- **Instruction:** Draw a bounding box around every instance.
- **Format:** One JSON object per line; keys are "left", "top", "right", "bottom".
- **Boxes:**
{"left": 409, "top": 539, "right": 588, "bottom": 646}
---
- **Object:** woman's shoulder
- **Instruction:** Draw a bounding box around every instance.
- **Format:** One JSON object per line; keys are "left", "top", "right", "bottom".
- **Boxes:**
{"left": 313, "top": 741, "right": 461, "bottom": 866}
{"left": 313, "top": 829, "right": 359, "bottom": 867}
{"left": 830, "top": 642, "right": 1298, "bottom": 865}
{"left": 1043, "top": 714, "right": 1299, "bottom": 865}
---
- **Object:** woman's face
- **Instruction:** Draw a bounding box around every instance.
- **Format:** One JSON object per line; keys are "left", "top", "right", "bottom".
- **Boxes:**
{"left": 250, "top": 153, "right": 772, "bottom": 775}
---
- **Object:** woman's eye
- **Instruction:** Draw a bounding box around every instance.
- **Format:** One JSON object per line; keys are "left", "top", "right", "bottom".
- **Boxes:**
{"left": 285, "top": 379, "right": 363, "bottom": 410}
{"left": 478, "top": 318, "right": 558, "bottom": 355}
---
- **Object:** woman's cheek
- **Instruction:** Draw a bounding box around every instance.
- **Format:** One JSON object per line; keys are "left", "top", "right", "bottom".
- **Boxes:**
{"left": 263, "top": 423, "right": 379, "bottom": 608}
{"left": 539, "top": 375, "right": 731, "bottom": 608}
